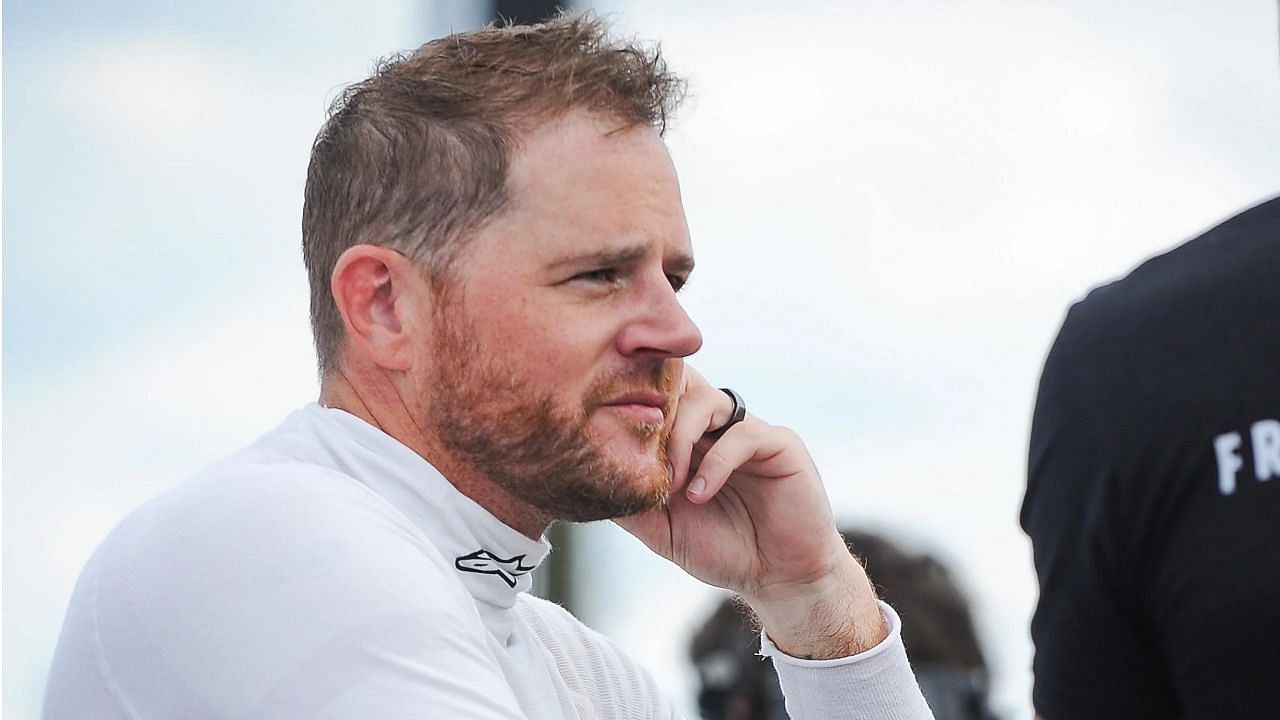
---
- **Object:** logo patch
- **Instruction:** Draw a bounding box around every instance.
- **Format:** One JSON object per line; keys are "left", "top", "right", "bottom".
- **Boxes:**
{"left": 454, "top": 549, "right": 536, "bottom": 588}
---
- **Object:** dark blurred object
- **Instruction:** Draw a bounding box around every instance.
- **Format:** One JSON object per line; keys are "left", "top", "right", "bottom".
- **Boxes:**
{"left": 690, "top": 529, "right": 998, "bottom": 720}
{"left": 493, "top": 0, "right": 567, "bottom": 25}
{"left": 842, "top": 531, "right": 984, "bottom": 669}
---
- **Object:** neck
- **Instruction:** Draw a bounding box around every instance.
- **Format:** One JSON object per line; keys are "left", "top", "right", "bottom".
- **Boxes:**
{"left": 319, "top": 366, "right": 553, "bottom": 540}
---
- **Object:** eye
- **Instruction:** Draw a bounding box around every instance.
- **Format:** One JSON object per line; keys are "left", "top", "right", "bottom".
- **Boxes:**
{"left": 667, "top": 273, "right": 689, "bottom": 292}
{"left": 569, "top": 268, "right": 621, "bottom": 285}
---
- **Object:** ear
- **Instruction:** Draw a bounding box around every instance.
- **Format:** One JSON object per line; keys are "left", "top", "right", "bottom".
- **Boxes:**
{"left": 330, "top": 245, "right": 427, "bottom": 372}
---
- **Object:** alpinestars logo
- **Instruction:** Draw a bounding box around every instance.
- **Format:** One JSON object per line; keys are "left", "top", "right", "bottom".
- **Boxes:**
{"left": 454, "top": 549, "right": 536, "bottom": 588}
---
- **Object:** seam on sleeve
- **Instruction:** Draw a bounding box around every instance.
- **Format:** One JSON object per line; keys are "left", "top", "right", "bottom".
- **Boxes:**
{"left": 88, "top": 568, "right": 143, "bottom": 720}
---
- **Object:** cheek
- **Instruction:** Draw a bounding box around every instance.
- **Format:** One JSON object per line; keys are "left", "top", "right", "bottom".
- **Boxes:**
{"left": 488, "top": 310, "right": 613, "bottom": 372}
{"left": 514, "top": 321, "right": 625, "bottom": 398}
{"left": 465, "top": 281, "right": 623, "bottom": 381}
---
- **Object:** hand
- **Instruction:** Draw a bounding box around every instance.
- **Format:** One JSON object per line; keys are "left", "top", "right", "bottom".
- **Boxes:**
{"left": 614, "top": 366, "right": 887, "bottom": 659}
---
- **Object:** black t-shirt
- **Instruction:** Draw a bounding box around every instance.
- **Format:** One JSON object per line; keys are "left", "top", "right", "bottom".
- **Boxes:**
{"left": 1021, "top": 196, "right": 1280, "bottom": 720}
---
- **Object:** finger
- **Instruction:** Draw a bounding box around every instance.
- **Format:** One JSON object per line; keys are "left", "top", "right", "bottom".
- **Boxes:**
{"left": 685, "top": 417, "right": 774, "bottom": 503}
{"left": 666, "top": 366, "right": 712, "bottom": 466}
{"left": 667, "top": 384, "right": 736, "bottom": 493}
{"left": 686, "top": 442, "right": 707, "bottom": 479}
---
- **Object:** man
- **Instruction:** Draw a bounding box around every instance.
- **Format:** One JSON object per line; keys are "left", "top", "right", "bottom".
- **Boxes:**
{"left": 1020, "top": 139, "right": 1280, "bottom": 720}
{"left": 1022, "top": 195, "right": 1279, "bottom": 719}
{"left": 44, "top": 16, "right": 933, "bottom": 719}
{"left": 1021, "top": 9, "right": 1280, "bottom": 718}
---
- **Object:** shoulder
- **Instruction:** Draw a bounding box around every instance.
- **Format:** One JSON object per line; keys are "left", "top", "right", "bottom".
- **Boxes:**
{"left": 70, "top": 455, "right": 485, "bottom": 713}
{"left": 99, "top": 451, "right": 469, "bottom": 613}
{"left": 1099, "top": 194, "right": 1276, "bottom": 302}
{"left": 1062, "top": 196, "right": 1279, "bottom": 357}
{"left": 1038, "top": 197, "right": 1279, "bottom": 430}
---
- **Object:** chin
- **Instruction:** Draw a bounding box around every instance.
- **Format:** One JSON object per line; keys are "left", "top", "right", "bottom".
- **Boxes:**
{"left": 609, "top": 440, "right": 671, "bottom": 490}
{"left": 603, "top": 438, "right": 667, "bottom": 481}
{"left": 614, "top": 463, "right": 674, "bottom": 515}
{"left": 550, "top": 448, "right": 672, "bottom": 523}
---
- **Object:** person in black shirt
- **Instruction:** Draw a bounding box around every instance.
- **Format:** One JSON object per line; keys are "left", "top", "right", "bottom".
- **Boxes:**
{"left": 1020, "top": 195, "right": 1280, "bottom": 719}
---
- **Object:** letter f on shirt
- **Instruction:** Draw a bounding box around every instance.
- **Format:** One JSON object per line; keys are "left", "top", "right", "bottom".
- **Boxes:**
{"left": 1214, "top": 420, "right": 1280, "bottom": 496}
{"left": 1216, "top": 432, "right": 1245, "bottom": 495}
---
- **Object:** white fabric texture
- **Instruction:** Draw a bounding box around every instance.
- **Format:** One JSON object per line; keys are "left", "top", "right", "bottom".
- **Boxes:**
{"left": 763, "top": 610, "right": 935, "bottom": 720}
{"left": 44, "top": 404, "right": 933, "bottom": 719}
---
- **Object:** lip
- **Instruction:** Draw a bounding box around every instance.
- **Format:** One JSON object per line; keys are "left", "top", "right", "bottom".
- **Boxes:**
{"left": 602, "top": 391, "right": 668, "bottom": 409}
{"left": 599, "top": 392, "right": 669, "bottom": 424}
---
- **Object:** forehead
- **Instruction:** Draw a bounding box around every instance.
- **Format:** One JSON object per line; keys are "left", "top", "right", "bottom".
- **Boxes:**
{"left": 475, "top": 112, "right": 692, "bottom": 267}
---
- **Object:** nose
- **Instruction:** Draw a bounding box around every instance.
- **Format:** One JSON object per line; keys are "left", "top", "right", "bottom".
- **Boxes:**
{"left": 615, "top": 276, "right": 703, "bottom": 359}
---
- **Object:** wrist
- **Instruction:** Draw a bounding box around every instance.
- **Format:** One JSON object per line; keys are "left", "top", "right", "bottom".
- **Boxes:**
{"left": 743, "top": 555, "right": 887, "bottom": 659}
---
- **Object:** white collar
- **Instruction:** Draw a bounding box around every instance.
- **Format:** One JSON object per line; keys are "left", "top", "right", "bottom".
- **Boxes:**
{"left": 282, "top": 403, "right": 551, "bottom": 610}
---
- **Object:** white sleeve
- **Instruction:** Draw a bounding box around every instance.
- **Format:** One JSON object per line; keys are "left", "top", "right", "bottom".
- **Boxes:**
{"left": 761, "top": 601, "right": 935, "bottom": 720}
{"left": 44, "top": 468, "right": 532, "bottom": 720}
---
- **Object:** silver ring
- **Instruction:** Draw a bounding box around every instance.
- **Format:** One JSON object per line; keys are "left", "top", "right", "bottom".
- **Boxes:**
{"left": 707, "top": 387, "right": 747, "bottom": 439}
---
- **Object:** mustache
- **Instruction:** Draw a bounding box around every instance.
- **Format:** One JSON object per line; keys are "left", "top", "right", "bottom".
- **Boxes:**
{"left": 582, "top": 362, "right": 681, "bottom": 412}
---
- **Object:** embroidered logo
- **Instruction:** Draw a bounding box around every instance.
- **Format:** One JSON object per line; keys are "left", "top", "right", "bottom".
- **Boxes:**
{"left": 454, "top": 549, "right": 535, "bottom": 588}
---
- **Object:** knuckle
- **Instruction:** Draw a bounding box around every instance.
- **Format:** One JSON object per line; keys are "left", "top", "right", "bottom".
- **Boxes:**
{"left": 775, "top": 425, "right": 801, "bottom": 443}
{"left": 692, "top": 382, "right": 718, "bottom": 400}
{"left": 701, "top": 446, "right": 730, "bottom": 469}
{"left": 739, "top": 418, "right": 770, "bottom": 441}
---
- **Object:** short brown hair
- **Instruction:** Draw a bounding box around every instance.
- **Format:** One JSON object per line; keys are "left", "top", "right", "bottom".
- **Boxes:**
{"left": 301, "top": 13, "right": 686, "bottom": 374}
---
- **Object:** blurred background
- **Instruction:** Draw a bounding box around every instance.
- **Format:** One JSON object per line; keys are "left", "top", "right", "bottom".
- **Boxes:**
{"left": 5, "top": 0, "right": 1279, "bottom": 717}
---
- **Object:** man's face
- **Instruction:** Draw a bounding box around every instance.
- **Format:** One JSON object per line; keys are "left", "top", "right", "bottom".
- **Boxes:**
{"left": 424, "top": 112, "right": 703, "bottom": 524}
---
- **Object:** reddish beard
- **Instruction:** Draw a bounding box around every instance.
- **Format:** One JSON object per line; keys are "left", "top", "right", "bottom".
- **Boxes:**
{"left": 427, "top": 304, "right": 679, "bottom": 525}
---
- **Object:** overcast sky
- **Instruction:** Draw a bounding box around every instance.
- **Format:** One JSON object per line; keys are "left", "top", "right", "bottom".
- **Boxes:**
{"left": 6, "top": 1, "right": 1279, "bottom": 718}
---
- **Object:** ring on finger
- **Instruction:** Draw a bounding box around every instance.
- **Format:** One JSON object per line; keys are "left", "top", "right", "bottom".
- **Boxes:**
{"left": 707, "top": 387, "right": 747, "bottom": 439}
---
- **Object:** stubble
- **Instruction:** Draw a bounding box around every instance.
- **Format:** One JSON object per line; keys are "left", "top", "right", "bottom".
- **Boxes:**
{"left": 428, "top": 302, "right": 677, "bottom": 524}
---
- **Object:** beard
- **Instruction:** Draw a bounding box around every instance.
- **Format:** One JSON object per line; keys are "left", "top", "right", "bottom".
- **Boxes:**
{"left": 427, "top": 301, "right": 678, "bottom": 524}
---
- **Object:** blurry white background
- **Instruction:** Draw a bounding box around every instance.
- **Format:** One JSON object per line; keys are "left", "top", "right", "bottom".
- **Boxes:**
{"left": 5, "top": 1, "right": 1278, "bottom": 718}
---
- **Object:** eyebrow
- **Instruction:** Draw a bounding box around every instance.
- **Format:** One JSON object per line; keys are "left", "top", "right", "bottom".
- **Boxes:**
{"left": 548, "top": 244, "right": 695, "bottom": 275}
